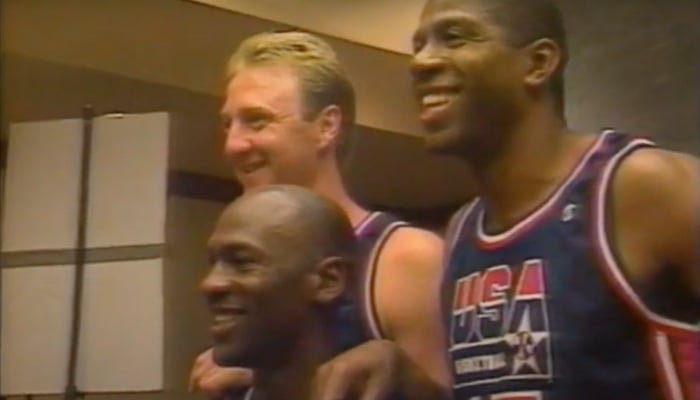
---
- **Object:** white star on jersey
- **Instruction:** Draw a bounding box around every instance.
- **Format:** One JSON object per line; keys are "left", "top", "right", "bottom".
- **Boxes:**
{"left": 505, "top": 308, "right": 548, "bottom": 374}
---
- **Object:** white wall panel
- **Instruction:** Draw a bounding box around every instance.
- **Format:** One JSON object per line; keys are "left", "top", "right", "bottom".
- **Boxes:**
{"left": 1, "top": 260, "right": 164, "bottom": 394}
{"left": 1, "top": 119, "right": 82, "bottom": 251}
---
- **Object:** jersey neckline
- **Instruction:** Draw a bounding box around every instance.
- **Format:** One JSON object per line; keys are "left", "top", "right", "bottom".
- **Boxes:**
{"left": 475, "top": 130, "right": 612, "bottom": 248}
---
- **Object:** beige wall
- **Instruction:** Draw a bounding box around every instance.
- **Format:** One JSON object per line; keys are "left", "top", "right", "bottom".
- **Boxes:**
{"left": 0, "top": 52, "right": 475, "bottom": 209}
{"left": 162, "top": 197, "right": 225, "bottom": 397}
{"left": 0, "top": 175, "right": 222, "bottom": 400}
{"left": 1, "top": 1, "right": 697, "bottom": 398}
{"left": 0, "top": 52, "right": 462, "bottom": 400}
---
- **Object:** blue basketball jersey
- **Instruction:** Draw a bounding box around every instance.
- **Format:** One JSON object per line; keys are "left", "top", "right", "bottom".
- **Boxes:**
{"left": 444, "top": 130, "right": 700, "bottom": 399}
{"left": 335, "top": 211, "right": 409, "bottom": 351}
{"left": 331, "top": 212, "right": 412, "bottom": 400}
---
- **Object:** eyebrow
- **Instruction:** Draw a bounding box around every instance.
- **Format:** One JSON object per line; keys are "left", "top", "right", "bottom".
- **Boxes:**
{"left": 207, "top": 237, "right": 264, "bottom": 255}
{"left": 220, "top": 104, "right": 277, "bottom": 119}
{"left": 414, "top": 11, "right": 484, "bottom": 38}
{"left": 441, "top": 13, "right": 486, "bottom": 31}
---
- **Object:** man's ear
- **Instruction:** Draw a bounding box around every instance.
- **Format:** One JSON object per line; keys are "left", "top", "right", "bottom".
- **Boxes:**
{"left": 522, "top": 38, "right": 562, "bottom": 90}
{"left": 309, "top": 256, "right": 349, "bottom": 305}
{"left": 315, "top": 105, "right": 343, "bottom": 153}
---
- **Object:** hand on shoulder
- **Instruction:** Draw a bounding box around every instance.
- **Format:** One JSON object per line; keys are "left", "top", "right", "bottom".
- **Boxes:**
{"left": 189, "top": 348, "right": 254, "bottom": 400}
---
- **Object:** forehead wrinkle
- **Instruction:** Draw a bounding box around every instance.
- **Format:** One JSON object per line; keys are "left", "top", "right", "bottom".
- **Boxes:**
{"left": 420, "top": 0, "right": 502, "bottom": 33}
{"left": 225, "top": 66, "right": 301, "bottom": 112}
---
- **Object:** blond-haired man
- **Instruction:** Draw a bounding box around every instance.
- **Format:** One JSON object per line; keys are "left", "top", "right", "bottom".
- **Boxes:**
{"left": 190, "top": 31, "right": 450, "bottom": 400}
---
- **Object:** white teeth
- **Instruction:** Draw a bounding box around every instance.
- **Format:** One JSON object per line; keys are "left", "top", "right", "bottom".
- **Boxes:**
{"left": 214, "top": 314, "right": 232, "bottom": 323}
{"left": 214, "top": 313, "right": 243, "bottom": 323}
{"left": 422, "top": 94, "right": 451, "bottom": 107}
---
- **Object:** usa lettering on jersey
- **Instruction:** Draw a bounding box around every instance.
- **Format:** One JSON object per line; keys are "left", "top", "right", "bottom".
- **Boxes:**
{"left": 450, "top": 259, "right": 553, "bottom": 390}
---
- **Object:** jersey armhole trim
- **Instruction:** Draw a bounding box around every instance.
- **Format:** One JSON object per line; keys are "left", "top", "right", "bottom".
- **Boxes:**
{"left": 648, "top": 330, "right": 689, "bottom": 400}
{"left": 590, "top": 138, "right": 700, "bottom": 335}
{"left": 444, "top": 199, "right": 479, "bottom": 267}
{"left": 241, "top": 387, "right": 254, "bottom": 400}
{"left": 362, "top": 221, "right": 410, "bottom": 340}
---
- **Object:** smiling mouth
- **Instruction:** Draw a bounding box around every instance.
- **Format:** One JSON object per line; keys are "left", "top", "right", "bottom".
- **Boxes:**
{"left": 210, "top": 307, "right": 248, "bottom": 337}
{"left": 419, "top": 91, "right": 458, "bottom": 128}
{"left": 421, "top": 93, "right": 453, "bottom": 108}
{"left": 237, "top": 161, "right": 265, "bottom": 174}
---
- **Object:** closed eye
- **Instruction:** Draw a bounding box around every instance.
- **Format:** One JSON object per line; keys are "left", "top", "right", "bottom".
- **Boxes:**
{"left": 239, "top": 107, "right": 275, "bottom": 132}
{"left": 431, "top": 14, "right": 489, "bottom": 47}
{"left": 207, "top": 238, "right": 266, "bottom": 272}
{"left": 220, "top": 107, "right": 275, "bottom": 134}
{"left": 441, "top": 26, "right": 467, "bottom": 46}
{"left": 215, "top": 247, "right": 261, "bottom": 273}
{"left": 243, "top": 116, "right": 269, "bottom": 131}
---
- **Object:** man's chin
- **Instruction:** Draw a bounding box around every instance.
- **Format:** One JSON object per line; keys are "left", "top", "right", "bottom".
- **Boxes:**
{"left": 236, "top": 170, "right": 276, "bottom": 191}
{"left": 212, "top": 345, "right": 253, "bottom": 368}
{"left": 423, "top": 128, "right": 463, "bottom": 156}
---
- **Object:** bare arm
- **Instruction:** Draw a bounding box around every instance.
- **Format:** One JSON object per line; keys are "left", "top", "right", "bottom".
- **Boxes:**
{"left": 612, "top": 148, "right": 700, "bottom": 304}
{"left": 373, "top": 227, "right": 451, "bottom": 399}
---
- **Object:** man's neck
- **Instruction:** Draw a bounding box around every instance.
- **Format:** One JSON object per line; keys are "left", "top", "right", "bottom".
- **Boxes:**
{"left": 308, "top": 157, "right": 370, "bottom": 228}
{"left": 467, "top": 107, "right": 582, "bottom": 229}
{"left": 252, "top": 320, "right": 335, "bottom": 400}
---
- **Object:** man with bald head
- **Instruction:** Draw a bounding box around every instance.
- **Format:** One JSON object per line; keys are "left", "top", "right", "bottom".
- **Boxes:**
{"left": 190, "top": 30, "right": 449, "bottom": 400}
{"left": 202, "top": 185, "right": 357, "bottom": 400}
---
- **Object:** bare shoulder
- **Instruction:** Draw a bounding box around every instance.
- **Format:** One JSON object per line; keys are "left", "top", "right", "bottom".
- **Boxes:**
{"left": 371, "top": 224, "right": 450, "bottom": 387}
{"left": 378, "top": 225, "right": 444, "bottom": 273}
{"left": 372, "top": 225, "right": 444, "bottom": 333}
{"left": 611, "top": 146, "right": 699, "bottom": 283}
{"left": 612, "top": 147, "right": 699, "bottom": 218}
{"left": 615, "top": 147, "right": 698, "bottom": 188}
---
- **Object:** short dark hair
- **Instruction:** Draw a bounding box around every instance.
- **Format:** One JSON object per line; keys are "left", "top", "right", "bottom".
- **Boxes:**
{"left": 477, "top": 0, "right": 568, "bottom": 113}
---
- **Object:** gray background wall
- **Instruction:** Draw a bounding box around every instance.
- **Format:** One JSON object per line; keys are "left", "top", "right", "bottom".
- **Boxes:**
{"left": 560, "top": 0, "right": 699, "bottom": 152}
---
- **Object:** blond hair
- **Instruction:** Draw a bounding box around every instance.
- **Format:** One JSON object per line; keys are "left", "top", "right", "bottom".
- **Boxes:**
{"left": 227, "top": 31, "right": 356, "bottom": 155}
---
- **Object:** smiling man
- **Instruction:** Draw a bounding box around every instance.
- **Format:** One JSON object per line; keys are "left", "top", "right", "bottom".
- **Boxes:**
{"left": 410, "top": 0, "right": 700, "bottom": 399}
{"left": 189, "top": 31, "right": 449, "bottom": 400}
{"left": 202, "top": 185, "right": 357, "bottom": 400}
{"left": 306, "top": 0, "right": 700, "bottom": 399}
